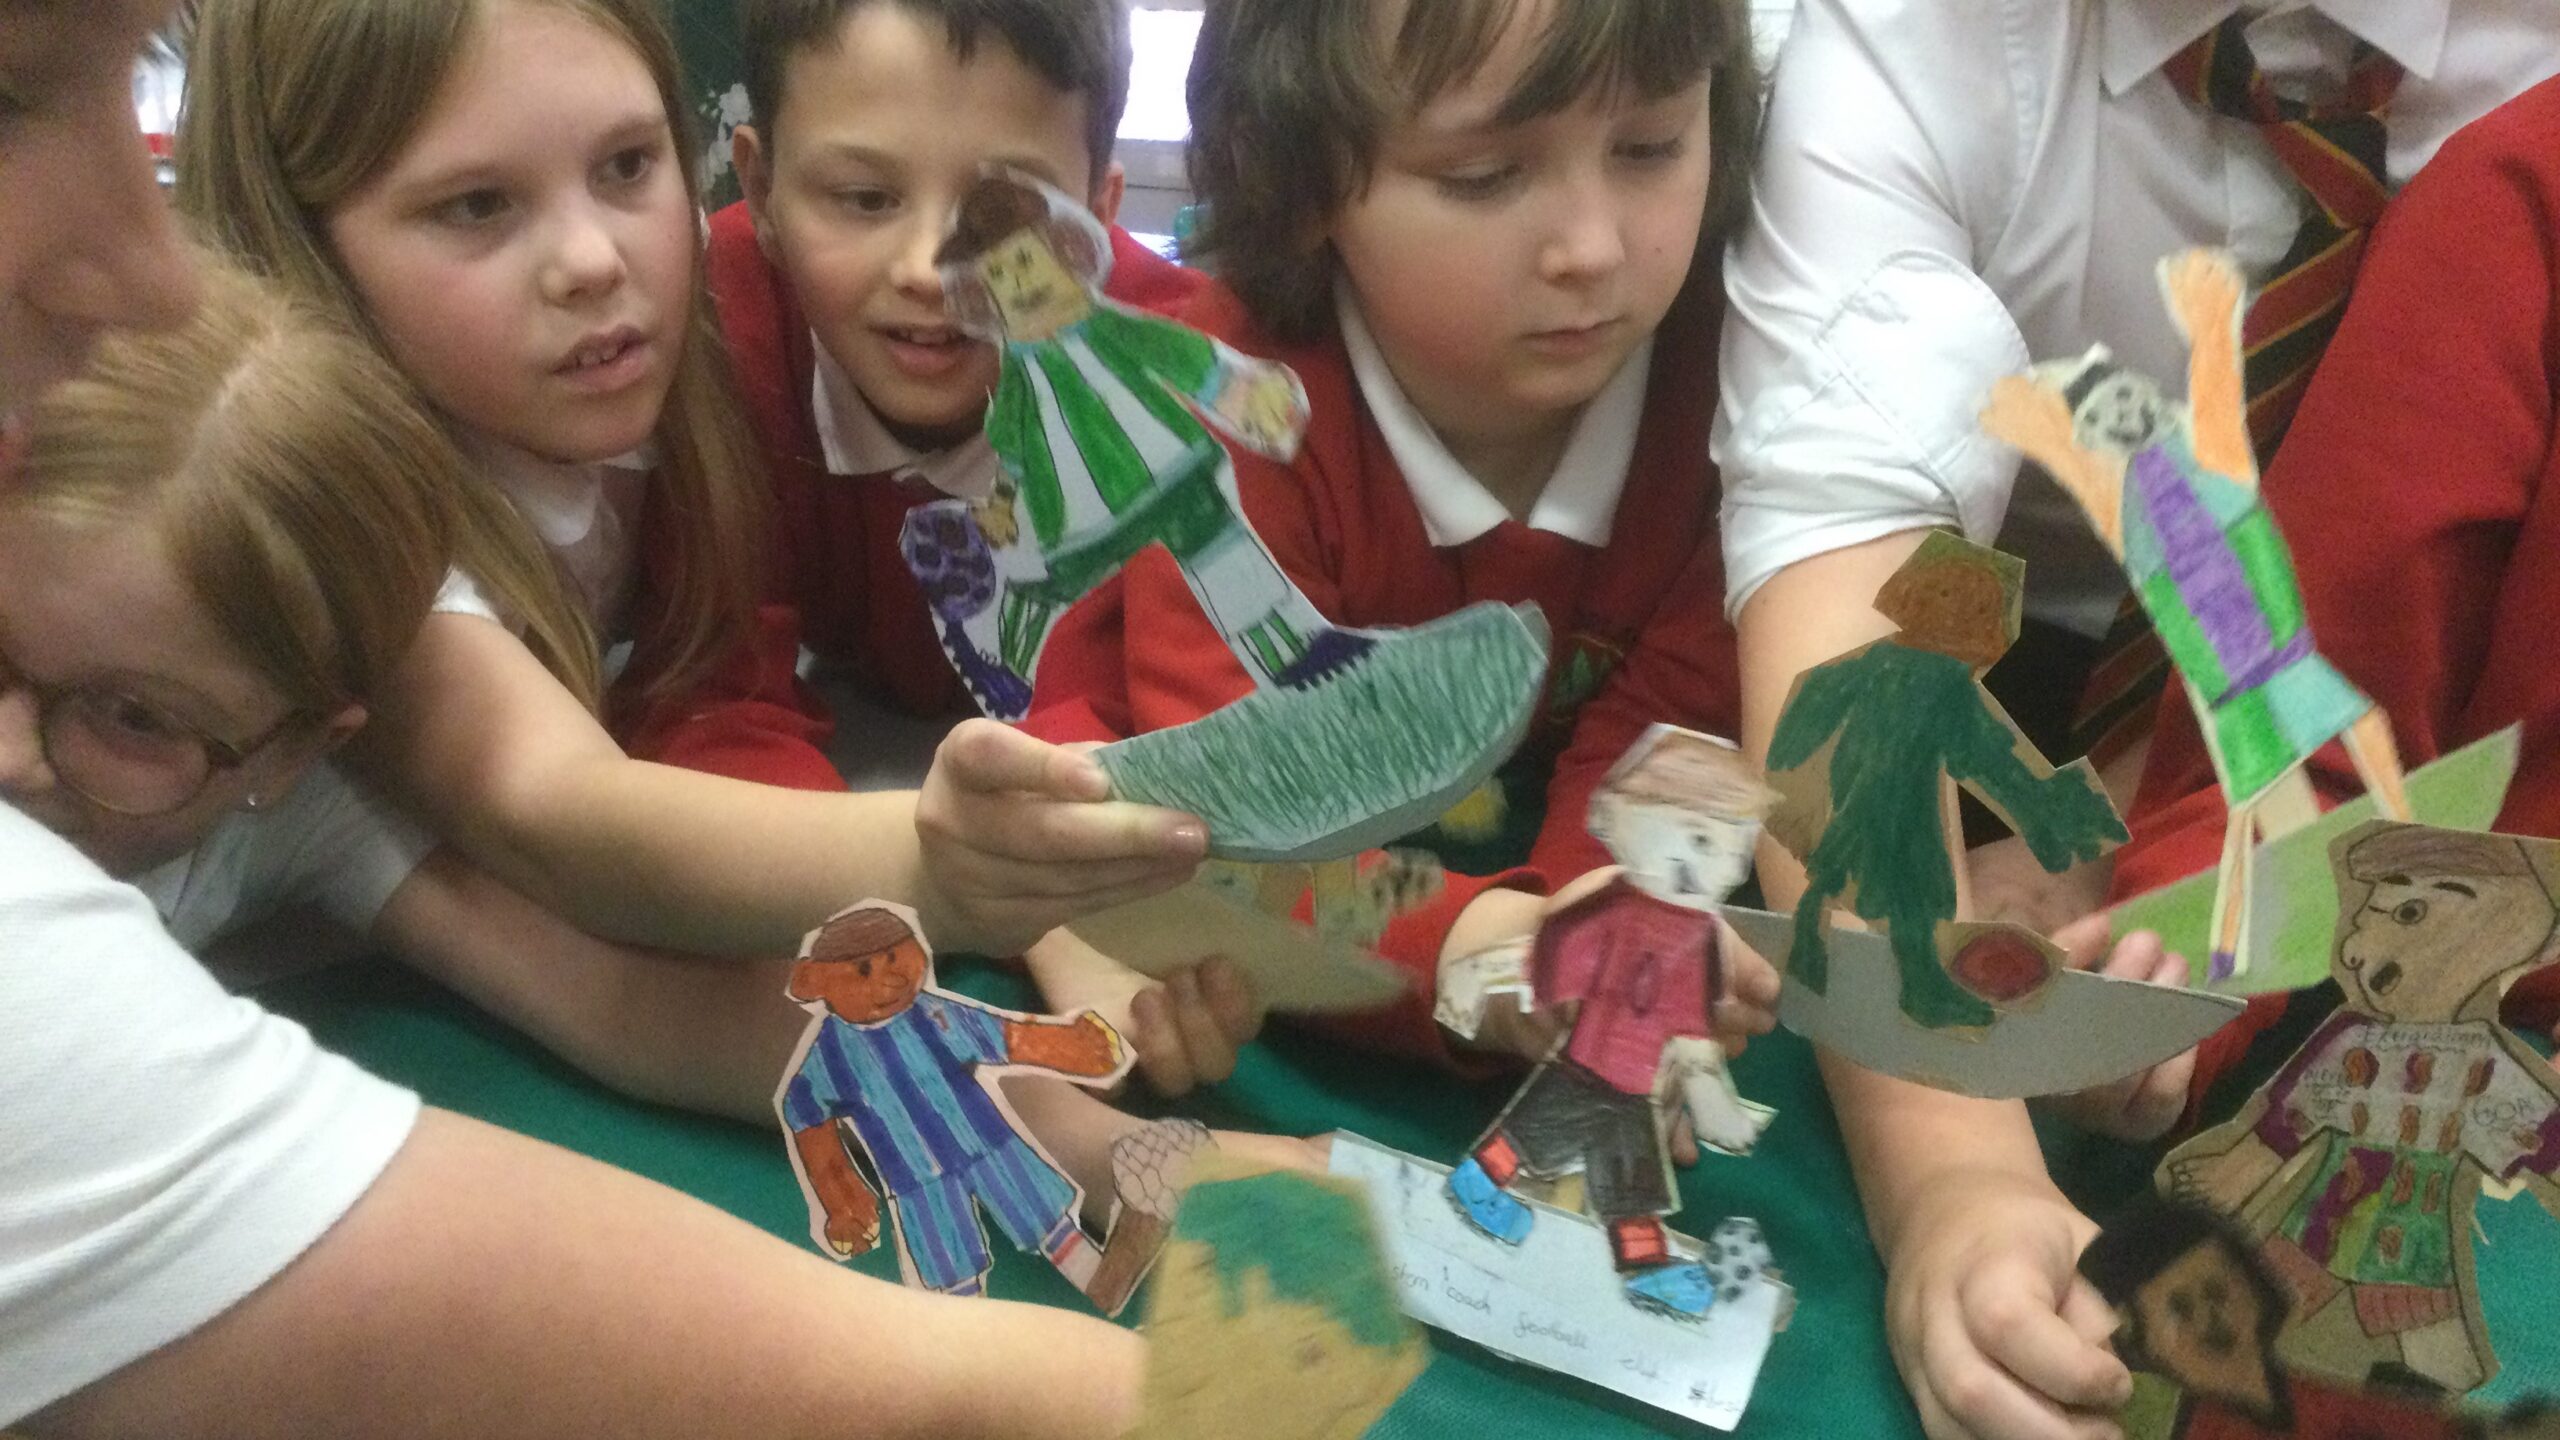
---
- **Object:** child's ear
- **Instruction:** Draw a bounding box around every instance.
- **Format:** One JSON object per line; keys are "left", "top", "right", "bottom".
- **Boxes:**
{"left": 1089, "top": 161, "right": 1125, "bottom": 229}
{"left": 242, "top": 703, "right": 369, "bottom": 811}
{"left": 733, "top": 125, "right": 781, "bottom": 259}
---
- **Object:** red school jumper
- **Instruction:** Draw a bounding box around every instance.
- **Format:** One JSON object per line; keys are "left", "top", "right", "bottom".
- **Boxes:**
{"left": 1027, "top": 279, "right": 1742, "bottom": 1062}
{"left": 703, "top": 202, "right": 1205, "bottom": 722}
{"left": 2112, "top": 76, "right": 2560, "bottom": 1116}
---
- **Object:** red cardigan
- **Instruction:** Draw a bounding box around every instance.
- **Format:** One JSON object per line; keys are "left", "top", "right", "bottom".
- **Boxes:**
{"left": 703, "top": 202, "right": 1205, "bottom": 723}
{"left": 1026, "top": 280, "right": 1742, "bottom": 1061}
{"left": 2114, "top": 75, "right": 2560, "bottom": 1109}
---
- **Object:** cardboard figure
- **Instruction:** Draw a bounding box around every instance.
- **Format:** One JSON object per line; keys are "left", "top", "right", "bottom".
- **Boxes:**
{"left": 1982, "top": 248, "right": 2412, "bottom": 981}
{"left": 2160, "top": 823, "right": 2560, "bottom": 1394}
{"left": 1126, "top": 1154, "right": 1426, "bottom": 1440}
{"left": 2081, "top": 1197, "right": 2491, "bottom": 1439}
{"left": 1766, "top": 532, "right": 2128, "bottom": 1030}
{"left": 1438, "top": 726, "right": 1778, "bottom": 1317}
{"left": 776, "top": 902, "right": 1152, "bottom": 1310}
{"left": 904, "top": 167, "right": 1548, "bottom": 862}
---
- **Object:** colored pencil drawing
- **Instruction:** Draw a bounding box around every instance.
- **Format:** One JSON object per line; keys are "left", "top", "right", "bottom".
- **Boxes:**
{"left": 1982, "top": 248, "right": 2411, "bottom": 981}
{"left": 774, "top": 901, "right": 1163, "bottom": 1311}
{"left": 1126, "top": 1155, "right": 1425, "bottom": 1440}
{"left": 1440, "top": 726, "right": 1778, "bottom": 1317}
{"left": 2078, "top": 1196, "right": 2544, "bottom": 1439}
{"left": 1766, "top": 533, "right": 2127, "bottom": 1031}
{"left": 1093, "top": 598, "right": 1550, "bottom": 861}
{"left": 2159, "top": 823, "right": 2560, "bottom": 1395}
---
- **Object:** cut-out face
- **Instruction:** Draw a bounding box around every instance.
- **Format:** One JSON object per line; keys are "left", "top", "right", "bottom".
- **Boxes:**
{"left": 1136, "top": 1254, "right": 1417, "bottom": 1440}
{"left": 976, "top": 229, "right": 1090, "bottom": 342}
{"left": 1876, "top": 560, "right": 2012, "bottom": 669}
{"left": 2126, "top": 1240, "right": 2281, "bottom": 1422}
{"left": 1602, "top": 800, "right": 1756, "bottom": 903}
{"left": 2068, "top": 369, "right": 2167, "bottom": 455}
{"left": 788, "top": 929, "right": 931, "bottom": 1023}
{"left": 2337, "top": 857, "right": 2559, "bottom": 1023}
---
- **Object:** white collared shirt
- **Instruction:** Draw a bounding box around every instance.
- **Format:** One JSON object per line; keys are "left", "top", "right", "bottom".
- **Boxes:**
{"left": 432, "top": 436, "right": 653, "bottom": 646}
{"left": 1338, "top": 290, "right": 1653, "bottom": 549}
{"left": 1713, "top": 0, "right": 2557, "bottom": 634}
{"left": 809, "top": 335, "right": 1003, "bottom": 502}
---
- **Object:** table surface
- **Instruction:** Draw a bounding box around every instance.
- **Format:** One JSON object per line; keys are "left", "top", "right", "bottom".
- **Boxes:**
{"left": 267, "top": 958, "right": 1927, "bottom": 1439}
{"left": 265, "top": 958, "right": 2560, "bottom": 1435}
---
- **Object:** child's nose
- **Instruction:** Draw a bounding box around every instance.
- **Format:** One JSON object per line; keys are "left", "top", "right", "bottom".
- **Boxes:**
{"left": 0, "top": 687, "right": 58, "bottom": 798}
{"left": 890, "top": 221, "right": 947, "bottom": 301}
{"left": 544, "top": 207, "right": 630, "bottom": 304}
{"left": 1539, "top": 181, "right": 1628, "bottom": 285}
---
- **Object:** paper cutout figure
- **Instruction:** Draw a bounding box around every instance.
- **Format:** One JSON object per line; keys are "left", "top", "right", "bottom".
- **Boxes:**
{"left": 775, "top": 901, "right": 1155, "bottom": 1310}
{"left": 903, "top": 166, "right": 1548, "bottom": 862}
{"left": 1126, "top": 1152, "right": 1426, "bottom": 1440}
{"left": 2110, "top": 729, "right": 2520, "bottom": 997}
{"left": 1982, "top": 249, "right": 2412, "bottom": 982}
{"left": 1094, "top": 598, "right": 1550, "bottom": 861}
{"left": 1718, "top": 902, "right": 2245, "bottom": 1099}
{"left": 1329, "top": 1131, "right": 1788, "bottom": 1431}
{"left": 902, "top": 168, "right": 1343, "bottom": 714}
{"left": 1438, "top": 726, "right": 1777, "bottom": 1317}
{"left": 1766, "top": 532, "right": 2128, "bottom": 1030}
{"left": 2079, "top": 1195, "right": 2550, "bottom": 1439}
{"left": 2158, "top": 822, "right": 2560, "bottom": 1395}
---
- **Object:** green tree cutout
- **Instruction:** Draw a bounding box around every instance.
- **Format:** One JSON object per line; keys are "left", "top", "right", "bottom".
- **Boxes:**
{"left": 1767, "top": 534, "right": 2125, "bottom": 1029}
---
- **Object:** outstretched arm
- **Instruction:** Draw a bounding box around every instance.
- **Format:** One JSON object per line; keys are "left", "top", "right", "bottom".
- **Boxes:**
{"left": 34, "top": 1110, "right": 1140, "bottom": 1440}
{"left": 1001, "top": 1011, "right": 1129, "bottom": 1081}
{"left": 1980, "top": 376, "right": 2128, "bottom": 554}
{"left": 2160, "top": 249, "right": 2254, "bottom": 485}
{"left": 1945, "top": 692, "right": 2125, "bottom": 871}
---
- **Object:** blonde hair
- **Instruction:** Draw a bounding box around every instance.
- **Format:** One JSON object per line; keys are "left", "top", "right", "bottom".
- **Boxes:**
{"left": 13, "top": 255, "right": 454, "bottom": 719}
{"left": 176, "top": 0, "right": 770, "bottom": 715}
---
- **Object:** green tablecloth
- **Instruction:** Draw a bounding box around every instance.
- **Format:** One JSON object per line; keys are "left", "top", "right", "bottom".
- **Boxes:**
{"left": 264, "top": 960, "right": 1921, "bottom": 1439}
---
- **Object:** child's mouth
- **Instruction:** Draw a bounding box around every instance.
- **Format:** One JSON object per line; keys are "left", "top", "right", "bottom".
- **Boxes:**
{"left": 881, "top": 324, "right": 971, "bottom": 380}
{"left": 555, "top": 327, "right": 654, "bottom": 391}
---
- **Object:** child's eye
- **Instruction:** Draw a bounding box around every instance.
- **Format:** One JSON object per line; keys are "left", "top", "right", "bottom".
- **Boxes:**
{"left": 1433, "top": 164, "right": 1522, "bottom": 203}
{"left": 597, "top": 144, "right": 658, "bottom": 190}
{"left": 831, "top": 186, "right": 899, "bottom": 218}
{"left": 426, "top": 188, "right": 513, "bottom": 229}
{"left": 1615, "top": 135, "right": 1688, "bottom": 166}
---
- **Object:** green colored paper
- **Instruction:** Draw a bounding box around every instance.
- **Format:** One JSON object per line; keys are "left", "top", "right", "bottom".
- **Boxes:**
{"left": 2109, "top": 728, "right": 2519, "bottom": 994}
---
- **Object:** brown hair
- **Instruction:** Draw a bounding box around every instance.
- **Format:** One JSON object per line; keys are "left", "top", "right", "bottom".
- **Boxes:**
{"left": 1185, "top": 0, "right": 1759, "bottom": 344}
{"left": 175, "top": 0, "right": 770, "bottom": 714}
{"left": 740, "top": 0, "right": 1131, "bottom": 185}
{"left": 14, "top": 254, "right": 454, "bottom": 719}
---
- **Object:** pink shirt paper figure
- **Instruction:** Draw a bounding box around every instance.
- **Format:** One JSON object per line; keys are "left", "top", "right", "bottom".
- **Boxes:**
{"left": 1437, "top": 725, "right": 1776, "bottom": 1318}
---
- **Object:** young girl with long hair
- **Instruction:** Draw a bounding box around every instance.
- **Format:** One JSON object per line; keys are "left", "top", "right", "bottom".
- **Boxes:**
{"left": 174, "top": 0, "right": 1203, "bottom": 961}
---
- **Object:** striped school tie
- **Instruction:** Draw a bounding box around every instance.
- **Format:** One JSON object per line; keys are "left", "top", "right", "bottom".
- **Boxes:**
{"left": 2069, "top": 14, "right": 2403, "bottom": 766}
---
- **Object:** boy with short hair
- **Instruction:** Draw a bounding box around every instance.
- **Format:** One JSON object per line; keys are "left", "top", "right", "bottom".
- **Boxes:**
{"left": 712, "top": 0, "right": 1198, "bottom": 720}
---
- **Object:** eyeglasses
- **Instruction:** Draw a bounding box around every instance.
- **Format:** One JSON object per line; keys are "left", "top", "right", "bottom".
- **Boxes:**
{"left": 0, "top": 644, "right": 300, "bottom": 817}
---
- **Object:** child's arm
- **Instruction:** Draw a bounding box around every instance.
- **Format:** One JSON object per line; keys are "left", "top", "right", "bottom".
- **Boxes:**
{"left": 355, "top": 613, "right": 1204, "bottom": 959}
{"left": 1737, "top": 535, "right": 2132, "bottom": 1440}
{"left": 367, "top": 847, "right": 802, "bottom": 1123}
{"left": 29, "top": 1109, "right": 1140, "bottom": 1440}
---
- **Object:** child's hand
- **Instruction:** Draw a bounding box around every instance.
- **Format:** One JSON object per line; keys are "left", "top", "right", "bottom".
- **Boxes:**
{"left": 1883, "top": 1169, "right": 2130, "bottom": 1440}
{"left": 1125, "top": 961, "right": 1263, "bottom": 1095}
{"left": 1024, "top": 929, "right": 1263, "bottom": 1096}
{"left": 2039, "top": 917, "right": 2195, "bottom": 1143}
{"left": 1968, "top": 836, "right": 2111, "bottom": 939}
{"left": 915, "top": 721, "right": 1206, "bottom": 956}
{"left": 1713, "top": 917, "right": 1783, "bottom": 1054}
